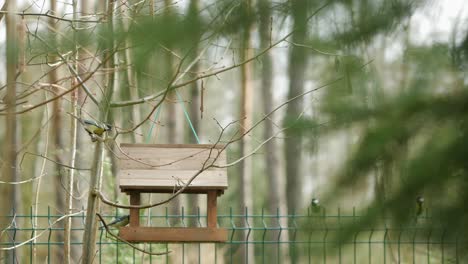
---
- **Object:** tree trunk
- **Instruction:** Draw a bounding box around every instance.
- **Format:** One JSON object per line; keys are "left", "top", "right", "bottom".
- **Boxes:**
{"left": 238, "top": 0, "right": 254, "bottom": 262}
{"left": 1, "top": 1, "right": 18, "bottom": 263}
{"left": 258, "top": 0, "right": 281, "bottom": 260}
{"left": 124, "top": 3, "right": 142, "bottom": 143}
{"left": 187, "top": 0, "right": 201, "bottom": 227}
{"left": 48, "top": 1, "right": 66, "bottom": 262}
{"left": 238, "top": 0, "right": 254, "bottom": 212}
{"left": 81, "top": 1, "right": 115, "bottom": 262}
{"left": 66, "top": 0, "right": 88, "bottom": 260}
{"left": 284, "top": 1, "right": 308, "bottom": 262}
{"left": 63, "top": 1, "right": 83, "bottom": 262}
{"left": 258, "top": 0, "right": 279, "bottom": 220}
{"left": 162, "top": 0, "right": 182, "bottom": 226}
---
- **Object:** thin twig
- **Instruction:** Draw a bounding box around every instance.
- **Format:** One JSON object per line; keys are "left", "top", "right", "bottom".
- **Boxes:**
{"left": 0, "top": 211, "right": 85, "bottom": 251}
{"left": 95, "top": 213, "right": 170, "bottom": 256}
{"left": 110, "top": 30, "right": 292, "bottom": 108}
{"left": 110, "top": 2, "right": 332, "bottom": 108}
{"left": 34, "top": 34, "right": 101, "bottom": 106}
{"left": 0, "top": 50, "right": 115, "bottom": 115}
{"left": 20, "top": 152, "right": 91, "bottom": 171}
{"left": 0, "top": 10, "right": 102, "bottom": 23}
{"left": 0, "top": 175, "right": 44, "bottom": 185}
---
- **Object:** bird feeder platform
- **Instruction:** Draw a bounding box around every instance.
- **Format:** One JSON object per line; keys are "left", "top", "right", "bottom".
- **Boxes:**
{"left": 117, "top": 143, "right": 228, "bottom": 243}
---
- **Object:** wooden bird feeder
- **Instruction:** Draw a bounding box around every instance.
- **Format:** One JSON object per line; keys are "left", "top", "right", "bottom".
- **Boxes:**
{"left": 117, "top": 143, "right": 228, "bottom": 243}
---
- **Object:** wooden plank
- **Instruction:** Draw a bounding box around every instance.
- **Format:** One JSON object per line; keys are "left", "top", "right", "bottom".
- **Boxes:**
{"left": 207, "top": 191, "right": 217, "bottom": 228}
{"left": 129, "top": 193, "right": 140, "bottom": 227}
{"left": 121, "top": 186, "right": 225, "bottom": 194}
{"left": 119, "top": 227, "right": 228, "bottom": 243}
{"left": 120, "top": 145, "right": 225, "bottom": 159}
{"left": 121, "top": 143, "right": 225, "bottom": 149}
{"left": 119, "top": 170, "right": 227, "bottom": 189}
{"left": 118, "top": 147, "right": 227, "bottom": 170}
{"left": 119, "top": 158, "right": 225, "bottom": 171}
{"left": 120, "top": 185, "right": 226, "bottom": 192}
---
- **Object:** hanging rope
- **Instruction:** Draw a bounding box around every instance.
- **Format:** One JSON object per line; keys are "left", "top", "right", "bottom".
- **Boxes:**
{"left": 175, "top": 90, "right": 200, "bottom": 144}
{"left": 145, "top": 90, "right": 200, "bottom": 144}
{"left": 146, "top": 104, "right": 163, "bottom": 143}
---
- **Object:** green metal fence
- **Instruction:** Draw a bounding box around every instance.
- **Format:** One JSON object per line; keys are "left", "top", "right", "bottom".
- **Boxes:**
{"left": 1, "top": 207, "right": 463, "bottom": 263}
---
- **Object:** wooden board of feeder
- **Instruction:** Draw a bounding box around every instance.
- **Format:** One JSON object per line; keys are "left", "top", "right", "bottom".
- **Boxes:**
{"left": 118, "top": 144, "right": 228, "bottom": 193}
{"left": 119, "top": 227, "right": 228, "bottom": 243}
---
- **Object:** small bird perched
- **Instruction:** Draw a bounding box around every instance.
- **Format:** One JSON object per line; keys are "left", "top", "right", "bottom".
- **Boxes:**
{"left": 68, "top": 113, "right": 112, "bottom": 142}
{"left": 100, "top": 215, "right": 130, "bottom": 230}
{"left": 416, "top": 196, "right": 424, "bottom": 217}
{"left": 311, "top": 198, "right": 322, "bottom": 214}
{"left": 82, "top": 119, "right": 112, "bottom": 142}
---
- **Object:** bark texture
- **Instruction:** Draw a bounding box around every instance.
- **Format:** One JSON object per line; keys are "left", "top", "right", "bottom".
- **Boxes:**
{"left": 1, "top": 1, "right": 18, "bottom": 262}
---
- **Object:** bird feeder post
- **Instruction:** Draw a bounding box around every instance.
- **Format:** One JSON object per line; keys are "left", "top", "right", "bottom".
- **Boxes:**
{"left": 129, "top": 192, "right": 140, "bottom": 227}
{"left": 207, "top": 190, "right": 217, "bottom": 228}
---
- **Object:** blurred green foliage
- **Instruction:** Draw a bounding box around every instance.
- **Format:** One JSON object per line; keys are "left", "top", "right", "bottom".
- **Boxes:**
{"left": 298, "top": 0, "right": 468, "bottom": 254}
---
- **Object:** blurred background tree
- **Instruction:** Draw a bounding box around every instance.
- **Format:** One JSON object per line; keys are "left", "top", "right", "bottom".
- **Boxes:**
{"left": 296, "top": 0, "right": 468, "bottom": 257}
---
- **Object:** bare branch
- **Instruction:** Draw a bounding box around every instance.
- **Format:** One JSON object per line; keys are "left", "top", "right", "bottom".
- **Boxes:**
{"left": 0, "top": 174, "right": 44, "bottom": 185}
{"left": 20, "top": 152, "right": 91, "bottom": 171}
{"left": 115, "top": 48, "right": 186, "bottom": 134}
{"left": 0, "top": 10, "right": 102, "bottom": 24}
{"left": 110, "top": 1, "right": 332, "bottom": 108}
{"left": 33, "top": 34, "right": 101, "bottom": 106}
{"left": 0, "top": 211, "right": 85, "bottom": 251}
{"left": 285, "top": 40, "right": 348, "bottom": 57}
{"left": 110, "top": 32, "right": 291, "bottom": 108}
{"left": 230, "top": 78, "right": 344, "bottom": 145}
{"left": 0, "top": 2, "right": 7, "bottom": 23}
{"left": 0, "top": 49, "right": 116, "bottom": 115}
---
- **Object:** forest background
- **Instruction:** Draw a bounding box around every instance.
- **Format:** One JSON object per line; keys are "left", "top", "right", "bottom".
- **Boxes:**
{"left": 1, "top": 0, "right": 468, "bottom": 263}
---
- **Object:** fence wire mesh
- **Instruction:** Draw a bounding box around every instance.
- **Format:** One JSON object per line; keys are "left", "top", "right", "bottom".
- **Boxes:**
{"left": 0, "top": 206, "right": 463, "bottom": 264}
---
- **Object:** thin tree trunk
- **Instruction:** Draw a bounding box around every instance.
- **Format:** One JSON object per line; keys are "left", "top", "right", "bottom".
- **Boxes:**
{"left": 258, "top": 0, "right": 279, "bottom": 220}
{"left": 238, "top": 0, "right": 254, "bottom": 262}
{"left": 81, "top": 143, "right": 105, "bottom": 264}
{"left": 162, "top": 0, "right": 182, "bottom": 226}
{"left": 67, "top": 0, "right": 88, "bottom": 260}
{"left": 238, "top": 0, "right": 254, "bottom": 212}
{"left": 186, "top": 0, "right": 202, "bottom": 227}
{"left": 115, "top": 0, "right": 136, "bottom": 144}
{"left": 64, "top": 95, "right": 78, "bottom": 264}
{"left": 1, "top": 1, "right": 18, "bottom": 262}
{"left": 32, "top": 103, "right": 51, "bottom": 264}
{"left": 122, "top": 0, "right": 143, "bottom": 143}
{"left": 258, "top": 0, "right": 281, "bottom": 261}
{"left": 63, "top": 2, "right": 80, "bottom": 262}
{"left": 284, "top": 1, "right": 308, "bottom": 262}
{"left": 81, "top": 1, "right": 115, "bottom": 262}
{"left": 48, "top": 1, "right": 66, "bottom": 262}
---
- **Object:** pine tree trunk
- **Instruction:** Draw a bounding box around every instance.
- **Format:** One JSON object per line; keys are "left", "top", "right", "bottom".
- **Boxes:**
{"left": 259, "top": 0, "right": 281, "bottom": 260}
{"left": 187, "top": 0, "right": 201, "bottom": 227}
{"left": 238, "top": 0, "right": 254, "bottom": 262}
{"left": 258, "top": 0, "right": 279, "bottom": 220}
{"left": 284, "top": 1, "right": 308, "bottom": 262}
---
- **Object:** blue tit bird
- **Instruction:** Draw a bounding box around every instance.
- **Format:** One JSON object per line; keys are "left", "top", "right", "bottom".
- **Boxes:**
{"left": 311, "top": 198, "right": 322, "bottom": 214}
{"left": 82, "top": 119, "right": 112, "bottom": 142}
{"left": 100, "top": 215, "right": 130, "bottom": 230}
{"left": 416, "top": 196, "right": 424, "bottom": 217}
